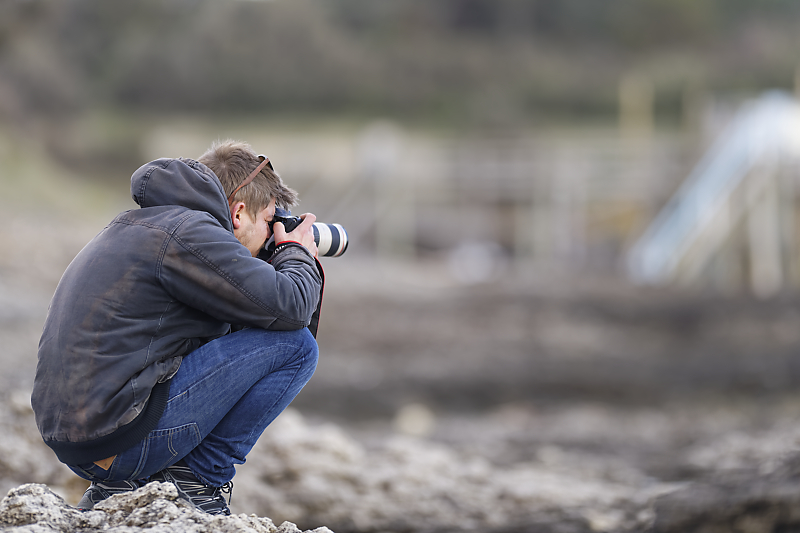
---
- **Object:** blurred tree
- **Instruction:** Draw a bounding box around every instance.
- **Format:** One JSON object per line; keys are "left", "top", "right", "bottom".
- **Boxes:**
{"left": 1, "top": 0, "right": 799, "bottom": 130}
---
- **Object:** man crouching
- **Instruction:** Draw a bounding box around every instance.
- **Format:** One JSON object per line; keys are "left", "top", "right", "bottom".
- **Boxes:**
{"left": 32, "top": 140, "right": 323, "bottom": 515}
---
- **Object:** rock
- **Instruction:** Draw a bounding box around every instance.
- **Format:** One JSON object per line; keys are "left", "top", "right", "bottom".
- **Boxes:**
{"left": 232, "top": 410, "right": 800, "bottom": 533}
{"left": 652, "top": 457, "right": 800, "bottom": 533}
{"left": 0, "top": 482, "right": 335, "bottom": 533}
{"left": 7, "top": 406, "right": 800, "bottom": 533}
{"left": 0, "top": 391, "right": 77, "bottom": 500}
{"left": 233, "top": 410, "right": 674, "bottom": 533}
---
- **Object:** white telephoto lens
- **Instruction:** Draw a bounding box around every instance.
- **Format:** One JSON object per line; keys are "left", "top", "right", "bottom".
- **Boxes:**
{"left": 312, "top": 223, "right": 348, "bottom": 257}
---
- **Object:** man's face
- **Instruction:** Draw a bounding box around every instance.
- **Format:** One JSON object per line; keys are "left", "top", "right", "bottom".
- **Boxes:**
{"left": 233, "top": 198, "right": 276, "bottom": 257}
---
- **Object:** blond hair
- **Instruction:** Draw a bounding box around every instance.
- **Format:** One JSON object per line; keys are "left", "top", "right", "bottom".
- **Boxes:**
{"left": 199, "top": 139, "right": 299, "bottom": 218}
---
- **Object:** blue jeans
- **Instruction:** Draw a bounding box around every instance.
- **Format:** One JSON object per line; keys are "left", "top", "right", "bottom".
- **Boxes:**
{"left": 67, "top": 327, "right": 318, "bottom": 487}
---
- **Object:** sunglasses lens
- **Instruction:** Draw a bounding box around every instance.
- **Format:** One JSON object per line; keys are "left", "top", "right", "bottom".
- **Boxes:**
{"left": 257, "top": 155, "right": 274, "bottom": 171}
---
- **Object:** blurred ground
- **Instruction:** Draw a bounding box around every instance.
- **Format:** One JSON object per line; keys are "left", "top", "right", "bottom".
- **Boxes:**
{"left": 304, "top": 257, "right": 800, "bottom": 479}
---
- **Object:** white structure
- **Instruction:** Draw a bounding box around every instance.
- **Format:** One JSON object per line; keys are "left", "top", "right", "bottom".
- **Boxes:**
{"left": 626, "top": 91, "right": 800, "bottom": 296}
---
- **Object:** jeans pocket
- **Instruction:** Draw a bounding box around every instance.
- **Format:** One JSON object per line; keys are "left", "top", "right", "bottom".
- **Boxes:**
{"left": 140, "top": 422, "right": 202, "bottom": 477}
{"left": 67, "top": 423, "right": 202, "bottom": 482}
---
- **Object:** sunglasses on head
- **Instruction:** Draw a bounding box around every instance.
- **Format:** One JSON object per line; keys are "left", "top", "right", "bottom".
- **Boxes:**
{"left": 227, "top": 154, "right": 274, "bottom": 205}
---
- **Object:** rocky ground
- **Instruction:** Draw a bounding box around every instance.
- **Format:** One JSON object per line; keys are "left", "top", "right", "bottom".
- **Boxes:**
{"left": 3, "top": 200, "right": 800, "bottom": 532}
{"left": 0, "top": 482, "right": 334, "bottom": 533}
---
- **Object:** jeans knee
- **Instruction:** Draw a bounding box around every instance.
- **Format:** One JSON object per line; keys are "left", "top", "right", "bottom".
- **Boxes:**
{"left": 299, "top": 329, "right": 319, "bottom": 376}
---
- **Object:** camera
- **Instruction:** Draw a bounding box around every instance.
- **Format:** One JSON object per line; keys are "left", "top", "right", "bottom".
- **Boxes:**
{"left": 268, "top": 208, "right": 349, "bottom": 257}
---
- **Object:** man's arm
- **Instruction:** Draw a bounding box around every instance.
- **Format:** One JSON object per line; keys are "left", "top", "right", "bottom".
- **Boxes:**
{"left": 158, "top": 213, "right": 322, "bottom": 330}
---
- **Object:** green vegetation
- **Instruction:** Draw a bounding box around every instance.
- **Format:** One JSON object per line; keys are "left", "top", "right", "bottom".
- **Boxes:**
{"left": 2, "top": 0, "right": 799, "bottom": 175}
{"left": 3, "top": 0, "right": 800, "bottom": 120}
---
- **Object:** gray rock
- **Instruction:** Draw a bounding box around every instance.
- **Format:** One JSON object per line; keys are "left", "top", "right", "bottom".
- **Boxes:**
{"left": 0, "top": 482, "right": 335, "bottom": 533}
{"left": 653, "top": 459, "right": 800, "bottom": 533}
{"left": 233, "top": 410, "right": 674, "bottom": 533}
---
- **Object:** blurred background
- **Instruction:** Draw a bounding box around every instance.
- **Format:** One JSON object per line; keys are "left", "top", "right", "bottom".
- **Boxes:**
{"left": 4, "top": 0, "right": 800, "bottom": 289}
{"left": 4, "top": 0, "right": 800, "bottom": 531}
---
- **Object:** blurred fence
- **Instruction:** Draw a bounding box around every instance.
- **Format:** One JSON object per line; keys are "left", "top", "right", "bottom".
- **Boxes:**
{"left": 222, "top": 122, "right": 691, "bottom": 281}
{"left": 628, "top": 91, "right": 800, "bottom": 296}
{"left": 144, "top": 92, "right": 800, "bottom": 292}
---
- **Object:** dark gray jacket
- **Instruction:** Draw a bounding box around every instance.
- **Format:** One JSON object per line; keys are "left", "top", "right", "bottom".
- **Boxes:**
{"left": 31, "top": 158, "right": 322, "bottom": 465}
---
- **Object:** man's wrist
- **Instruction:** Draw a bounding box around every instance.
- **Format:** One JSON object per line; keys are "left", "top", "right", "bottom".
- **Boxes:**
{"left": 272, "top": 241, "right": 307, "bottom": 256}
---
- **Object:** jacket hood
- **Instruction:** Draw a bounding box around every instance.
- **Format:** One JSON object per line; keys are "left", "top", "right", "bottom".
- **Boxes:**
{"left": 130, "top": 158, "right": 233, "bottom": 232}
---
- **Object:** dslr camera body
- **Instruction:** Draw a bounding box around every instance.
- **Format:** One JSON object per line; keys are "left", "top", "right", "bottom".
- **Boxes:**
{"left": 267, "top": 208, "right": 348, "bottom": 258}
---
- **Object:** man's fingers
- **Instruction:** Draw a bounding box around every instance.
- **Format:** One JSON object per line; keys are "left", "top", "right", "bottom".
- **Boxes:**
{"left": 272, "top": 221, "right": 287, "bottom": 242}
{"left": 297, "top": 213, "right": 317, "bottom": 231}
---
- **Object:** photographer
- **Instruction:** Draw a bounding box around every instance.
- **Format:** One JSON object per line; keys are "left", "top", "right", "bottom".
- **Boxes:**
{"left": 31, "top": 140, "right": 323, "bottom": 516}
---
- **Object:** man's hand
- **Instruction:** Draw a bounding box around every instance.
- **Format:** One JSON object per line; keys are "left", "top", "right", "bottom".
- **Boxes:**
{"left": 273, "top": 213, "right": 318, "bottom": 257}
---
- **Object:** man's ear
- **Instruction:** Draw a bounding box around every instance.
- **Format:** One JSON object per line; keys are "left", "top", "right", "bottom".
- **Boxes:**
{"left": 230, "top": 201, "right": 246, "bottom": 230}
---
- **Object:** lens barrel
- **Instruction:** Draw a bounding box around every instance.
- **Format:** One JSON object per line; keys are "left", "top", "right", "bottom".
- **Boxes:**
{"left": 268, "top": 209, "right": 348, "bottom": 257}
{"left": 312, "top": 223, "right": 349, "bottom": 257}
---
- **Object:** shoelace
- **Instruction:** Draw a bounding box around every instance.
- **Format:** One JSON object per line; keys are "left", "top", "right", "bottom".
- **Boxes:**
{"left": 219, "top": 481, "right": 233, "bottom": 505}
{"left": 172, "top": 466, "right": 233, "bottom": 506}
{"left": 155, "top": 464, "right": 232, "bottom": 514}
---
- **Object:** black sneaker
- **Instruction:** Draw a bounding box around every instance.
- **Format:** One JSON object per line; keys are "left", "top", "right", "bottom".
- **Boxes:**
{"left": 76, "top": 479, "right": 142, "bottom": 510}
{"left": 152, "top": 459, "right": 232, "bottom": 515}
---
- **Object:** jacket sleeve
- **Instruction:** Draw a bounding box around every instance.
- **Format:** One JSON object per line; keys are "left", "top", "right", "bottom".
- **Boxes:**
{"left": 157, "top": 213, "right": 322, "bottom": 330}
{"left": 263, "top": 244, "right": 325, "bottom": 338}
